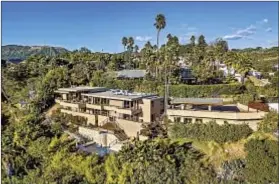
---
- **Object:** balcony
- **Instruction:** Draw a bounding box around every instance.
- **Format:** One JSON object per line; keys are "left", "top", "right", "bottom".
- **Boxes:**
{"left": 59, "top": 101, "right": 85, "bottom": 109}
{"left": 86, "top": 103, "right": 104, "bottom": 110}
{"left": 61, "top": 109, "right": 93, "bottom": 118}
{"left": 103, "top": 105, "right": 142, "bottom": 115}
{"left": 60, "top": 109, "right": 108, "bottom": 124}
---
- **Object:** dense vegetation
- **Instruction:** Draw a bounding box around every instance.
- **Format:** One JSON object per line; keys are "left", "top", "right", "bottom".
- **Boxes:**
{"left": 2, "top": 13, "right": 278, "bottom": 183}
{"left": 2, "top": 45, "right": 69, "bottom": 61}
{"left": 244, "top": 138, "right": 278, "bottom": 183}
{"left": 170, "top": 121, "right": 253, "bottom": 143}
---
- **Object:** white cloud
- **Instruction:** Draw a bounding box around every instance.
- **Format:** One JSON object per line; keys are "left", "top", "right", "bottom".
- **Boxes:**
{"left": 187, "top": 27, "right": 197, "bottom": 31}
{"left": 223, "top": 25, "right": 256, "bottom": 40}
{"left": 180, "top": 24, "right": 197, "bottom": 31}
{"left": 263, "top": 18, "right": 268, "bottom": 23}
{"left": 179, "top": 32, "right": 199, "bottom": 43}
{"left": 265, "top": 27, "right": 272, "bottom": 32}
{"left": 267, "top": 40, "right": 278, "bottom": 46}
{"left": 236, "top": 25, "right": 256, "bottom": 36}
{"left": 135, "top": 36, "right": 152, "bottom": 42}
{"left": 223, "top": 34, "right": 243, "bottom": 40}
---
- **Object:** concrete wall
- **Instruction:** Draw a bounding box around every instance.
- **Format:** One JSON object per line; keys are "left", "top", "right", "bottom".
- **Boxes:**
{"left": 86, "top": 104, "right": 102, "bottom": 110}
{"left": 109, "top": 100, "right": 123, "bottom": 108}
{"left": 78, "top": 126, "right": 119, "bottom": 146}
{"left": 167, "top": 109, "right": 266, "bottom": 120}
{"left": 60, "top": 109, "right": 108, "bottom": 126}
{"left": 168, "top": 115, "right": 261, "bottom": 131}
{"left": 117, "top": 119, "right": 142, "bottom": 137}
{"left": 62, "top": 94, "right": 67, "bottom": 100}
{"left": 141, "top": 99, "right": 151, "bottom": 122}
{"left": 60, "top": 101, "right": 86, "bottom": 109}
{"left": 268, "top": 103, "right": 278, "bottom": 112}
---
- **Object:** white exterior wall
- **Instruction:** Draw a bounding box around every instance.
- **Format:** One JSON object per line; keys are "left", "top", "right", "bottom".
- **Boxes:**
{"left": 78, "top": 127, "right": 119, "bottom": 146}
{"left": 268, "top": 103, "right": 278, "bottom": 112}
{"left": 116, "top": 119, "right": 142, "bottom": 137}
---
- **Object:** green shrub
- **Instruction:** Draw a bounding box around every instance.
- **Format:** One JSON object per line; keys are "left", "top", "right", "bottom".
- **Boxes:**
{"left": 163, "top": 84, "right": 243, "bottom": 97}
{"left": 170, "top": 121, "right": 253, "bottom": 143}
{"left": 257, "top": 111, "right": 278, "bottom": 133}
{"left": 244, "top": 139, "right": 278, "bottom": 184}
{"left": 103, "top": 79, "right": 243, "bottom": 98}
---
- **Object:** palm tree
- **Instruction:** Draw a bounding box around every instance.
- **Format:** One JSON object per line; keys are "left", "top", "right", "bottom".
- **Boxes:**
{"left": 154, "top": 14, "right": 166, "bottom": 49}
{"left": 122, "top": 37, "right": 128, "bottom": 51}
{"left": 126, "top": 37, "right": 135, "bottom": 68}
{"left": 127, "top": 37, "right": 134, "bottom": 52}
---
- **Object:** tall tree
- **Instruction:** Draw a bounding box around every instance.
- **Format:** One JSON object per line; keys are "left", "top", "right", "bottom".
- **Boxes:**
{"left": 197, "top": 35, "right": 207, "bottom": 48}
{"left": 154, "top": 14, "right": 166, "bottom": 49}
{"left": 122, "top": 37, "right": 128, "bottom": 51}
{"left": 134, "top": 45, "right": 139, "bottom": 53}
{"left": 190, "top": 35, "right": 196, "bottom": 46}
{"left": 127, "top": 37, "right": 134, "bottom": 52}
{"left": 234, "top": 53, "right": 253, "bottom": 84}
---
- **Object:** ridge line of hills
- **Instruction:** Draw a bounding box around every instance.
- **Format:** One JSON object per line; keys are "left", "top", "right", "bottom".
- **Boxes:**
{"left": 2, "top": 44, "right": 278, "bottom": 63}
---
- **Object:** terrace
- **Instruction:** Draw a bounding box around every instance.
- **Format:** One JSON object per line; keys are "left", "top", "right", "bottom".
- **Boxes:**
{"left": 167, "top": 98, "right": 267, "bottom": 120}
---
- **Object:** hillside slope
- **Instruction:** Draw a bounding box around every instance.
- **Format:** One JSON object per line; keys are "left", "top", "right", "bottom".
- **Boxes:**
{"left": 1, "top": 45, "right": 69, "bottom": 62}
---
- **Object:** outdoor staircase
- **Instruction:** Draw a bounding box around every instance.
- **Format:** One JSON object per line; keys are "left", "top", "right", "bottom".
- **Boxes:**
{"left": 101, "top": 118, "right": 129, "bottom": 141}
{"left": 113, "top": 129, "right": 129, "bottom": 141}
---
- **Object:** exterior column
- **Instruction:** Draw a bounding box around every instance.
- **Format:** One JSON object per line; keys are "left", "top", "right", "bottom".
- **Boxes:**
{"left": 208, "top": 105, "right": 212, "bottom": 111}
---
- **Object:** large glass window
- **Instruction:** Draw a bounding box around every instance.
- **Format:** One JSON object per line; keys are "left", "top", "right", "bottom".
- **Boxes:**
{"left": 174, "top": 117, "right": 181, "bottom": 123}
{"left": 184, "top": 118, "right": 192, "bottom": 124}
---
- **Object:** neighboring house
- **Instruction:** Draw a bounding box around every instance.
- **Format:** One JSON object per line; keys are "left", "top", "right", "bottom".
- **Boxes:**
{"left": 54, "top": 86, "right": 164, "bottom": 138}
{"left": 248, "top": 69, "right": 262, "bottom": 79}
{"left": 115, "top": 70, "right": 146, "bottom": 79}
{"left": 218, "top": 64, "right": 236, "bottom": 77}
{"left": 217, "top": 62, "right": 264, "bottom": 83}
{"left": 234, "top": 73, "right": 244, "bottom": 83}
{"left": 274, "top": 64, "right": 279, "bottom": 71}
{"left": 180, "top": 67, "right": 196, "bottom": 84}
{"left": 267, "top": 103, "right": 278, "bottom": 112}
{"left": 167, "top": 98, "right": 267, "bottom": 131}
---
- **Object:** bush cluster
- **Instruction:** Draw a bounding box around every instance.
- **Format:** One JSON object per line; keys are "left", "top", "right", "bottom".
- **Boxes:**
{"left": 110, "top": 79, "right": 244, "bottom": 98}
{"left": 170, "top": 121, "right": 253, "bottom": 143}
{"left": 165, "top": 83, "right": 243, "bottom": 98}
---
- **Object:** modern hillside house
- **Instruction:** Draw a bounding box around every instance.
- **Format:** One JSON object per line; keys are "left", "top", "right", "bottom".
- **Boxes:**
{"left": 167, "top": 98, "right": 267, "bottom": 130}
{"left": 54, "top": 86, "right": 164, "bottom": 137}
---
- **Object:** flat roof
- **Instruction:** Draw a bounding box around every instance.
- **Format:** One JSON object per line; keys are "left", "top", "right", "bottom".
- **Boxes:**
{"left": 170, "top": 98, "right": 223, "bottom": 105}
{"left": 82, "top": 90, "right": 158, "bottom": 101}
{"left": 54, "top": 87, "right": 107, "bottom": 93}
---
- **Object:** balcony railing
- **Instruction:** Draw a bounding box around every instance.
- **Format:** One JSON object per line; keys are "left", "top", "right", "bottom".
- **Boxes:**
{"left": 117, "top": 116, "right": 140, "bottom": 123}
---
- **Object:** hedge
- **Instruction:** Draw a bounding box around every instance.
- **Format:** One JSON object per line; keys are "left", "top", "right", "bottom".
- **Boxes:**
{"left": 170, "top": 121, "right": 253, "bottom": 143}
{"left": 105, "top": 80, "right": 244, "bottom": 98}
{"left": 161, "top": 83, "right": 243, "bottom": 98}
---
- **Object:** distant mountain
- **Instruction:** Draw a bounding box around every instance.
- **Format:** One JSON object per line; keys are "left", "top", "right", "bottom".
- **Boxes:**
{"left": 1, "top": 45, "right": 69, "bottom": 62}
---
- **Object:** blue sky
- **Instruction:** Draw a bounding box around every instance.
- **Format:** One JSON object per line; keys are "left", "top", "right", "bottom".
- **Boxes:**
{"left": 2, "top": 2, "right": 278, "bottom": 53}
